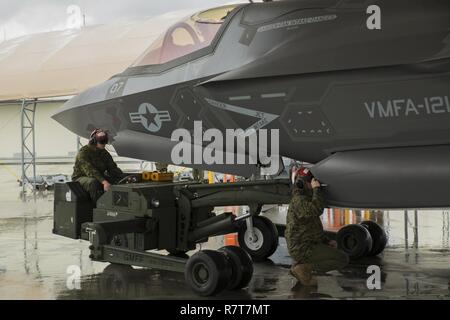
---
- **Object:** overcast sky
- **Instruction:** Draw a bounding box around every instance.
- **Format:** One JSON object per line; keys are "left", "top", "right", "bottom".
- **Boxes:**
{"left": 0, "top": 0, "right": 250, "bottom": 41}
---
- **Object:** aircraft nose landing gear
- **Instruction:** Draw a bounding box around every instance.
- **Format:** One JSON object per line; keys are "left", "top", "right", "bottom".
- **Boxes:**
{"left": 238, "top": 216, "right": 279, "bottom": 262}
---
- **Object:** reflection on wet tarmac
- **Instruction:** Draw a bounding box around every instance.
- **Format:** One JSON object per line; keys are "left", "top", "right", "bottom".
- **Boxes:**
{"left": 57, "top": 264, "right": 254, "bottom": 300}
{"left": 1, "top": 165, "right": 450, "bottom": 299}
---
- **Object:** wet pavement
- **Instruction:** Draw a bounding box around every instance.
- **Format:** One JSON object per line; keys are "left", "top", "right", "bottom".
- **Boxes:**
{"left": 1, "top": 164, "right": 450, "bottom": 299}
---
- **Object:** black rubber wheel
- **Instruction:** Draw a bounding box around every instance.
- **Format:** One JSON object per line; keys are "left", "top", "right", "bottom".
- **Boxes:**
{"left": 337, "top": 224, "right": 373, "bottom": 260}
{"left": 238, "top": 216, "right": 279, "bottom": 262}
{"left": 218, "top": 246, "right": 254, "bottom": 290}
{"left": 360, "top": 221, "right": 387, "bottom": 256}
{"left": 185, "top": 250, "right": 232, "bottom": 296}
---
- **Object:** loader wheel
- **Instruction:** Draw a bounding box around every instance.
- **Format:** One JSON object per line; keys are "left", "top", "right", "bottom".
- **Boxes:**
{"left": 238, "top": 216, "right": 279, "bottom": 262}
{"left": 360, "top": 221, "right": 387, "bottom": 256}
{"left": 337, "top": 224, "right": 373, "bottom": 260}
{"left": 219, "top": 246, "right": 253, "bottom": 290}
{"left": 185, "top": 250, "right": 232, "bottom": 296}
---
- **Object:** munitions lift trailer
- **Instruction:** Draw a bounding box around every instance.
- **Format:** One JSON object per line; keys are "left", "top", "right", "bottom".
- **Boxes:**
{"left": 53, "top": 177, "right": 292, "bottom": 296}
{"left": 53, "top": 176, "right": 387, "bottom": 296}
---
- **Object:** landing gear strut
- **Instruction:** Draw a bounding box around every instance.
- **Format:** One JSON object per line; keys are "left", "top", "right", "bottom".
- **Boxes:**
{"left": 238, "top": 212, "right": 279, "bottom": 261}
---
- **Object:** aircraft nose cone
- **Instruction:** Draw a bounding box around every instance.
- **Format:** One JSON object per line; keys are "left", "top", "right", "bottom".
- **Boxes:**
{"left": 51, "top": 99, "right": 72, "bottom": 124}
{"left": 51, "top": 92, "right": 92, "bottom": 138}
{"left": 52, "top": 78, "right": 120, "bottom": 137}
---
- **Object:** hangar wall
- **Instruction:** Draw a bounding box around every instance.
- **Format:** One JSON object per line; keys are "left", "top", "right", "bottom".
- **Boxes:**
{"left": 0, "top": 103, "right": 81, "bottom": 159}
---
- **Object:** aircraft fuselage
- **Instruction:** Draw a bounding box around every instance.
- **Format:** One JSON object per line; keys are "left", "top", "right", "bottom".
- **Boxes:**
{"left": 52, "top": 0, "right": 450, "bottom": 208}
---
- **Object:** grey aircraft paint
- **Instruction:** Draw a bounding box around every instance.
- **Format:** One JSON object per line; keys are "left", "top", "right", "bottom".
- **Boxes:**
{"left": 52, "top": 0, "right": 450, "bottom": 208}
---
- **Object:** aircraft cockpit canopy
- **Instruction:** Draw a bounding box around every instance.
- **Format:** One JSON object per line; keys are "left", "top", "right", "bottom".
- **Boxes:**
{"left": 132, "top": 5, "right": 238, "bottom": 67}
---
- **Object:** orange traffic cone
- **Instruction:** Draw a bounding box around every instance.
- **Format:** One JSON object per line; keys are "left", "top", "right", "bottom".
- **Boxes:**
{"left": 225, "top": 233, "right": 239, "bottom": 246}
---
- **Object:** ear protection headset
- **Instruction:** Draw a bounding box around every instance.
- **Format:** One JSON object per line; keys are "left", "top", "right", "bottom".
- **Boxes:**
{"left": 89, "top": 129, "right": 99, "bottom": 145}
{"left": 295, "top": 177, "right": 305, "bottom": 189}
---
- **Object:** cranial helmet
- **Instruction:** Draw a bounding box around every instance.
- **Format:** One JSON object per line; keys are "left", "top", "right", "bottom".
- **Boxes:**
{"left": 89, "top": 129, "right": 109, "bottom": 145}
{"left": 292, "top": 166, "right": 313, "bottom": 189}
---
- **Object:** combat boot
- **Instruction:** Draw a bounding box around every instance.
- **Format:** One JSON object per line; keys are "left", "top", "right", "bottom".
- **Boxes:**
{"left": 290, "top": 263, "right": 318, "bottom": 286}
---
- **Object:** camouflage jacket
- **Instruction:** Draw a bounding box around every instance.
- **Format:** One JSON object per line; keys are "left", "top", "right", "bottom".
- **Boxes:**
{"left": 285, "top": 188, "right": 327, "bottom": 262}
{"left": 72, "top": 145, "right": 124, "bottom": 183}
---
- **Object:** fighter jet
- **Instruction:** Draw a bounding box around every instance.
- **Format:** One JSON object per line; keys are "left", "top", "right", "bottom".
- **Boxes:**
{"left": 52, "top": 0, "right": 450, "bottom": 209}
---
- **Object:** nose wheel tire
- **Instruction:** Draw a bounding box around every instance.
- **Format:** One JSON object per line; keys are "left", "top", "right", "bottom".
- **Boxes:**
{"left": 337, "top": 224, "right": 373, "bottom": 260}
{"left": 185, "top": 250, "right": 232, "bottom": 296}
{"left": 360, "top": 221, "right": 387, "bottom": 256}
{"left": 218, "top": 246, "right": 254, "bottom": 290}
{"left": 238, "top": 216, "right": 279, "bottom": 261}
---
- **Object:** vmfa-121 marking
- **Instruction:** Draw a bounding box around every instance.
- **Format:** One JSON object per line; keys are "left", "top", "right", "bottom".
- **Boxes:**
{"left": 52, "top": 0, "right": 450, "bottom": 208}
{"left": 365, "top": 96, "right": 450, "bottom": 119}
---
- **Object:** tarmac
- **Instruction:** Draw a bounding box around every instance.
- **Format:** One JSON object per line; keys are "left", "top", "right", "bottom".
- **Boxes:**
{"left": 1, "top": 164, "right": 449, "bottom": 300}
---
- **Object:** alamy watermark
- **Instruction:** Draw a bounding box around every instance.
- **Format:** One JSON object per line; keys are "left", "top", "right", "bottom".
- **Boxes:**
{"left": 366, "top": 265, "right": 382, "bottom": 290}
{"left": 366, "top": 5, "right": 382, "bottom": 30}
{"left": 66, "top": 265, "right": 81, "bottom": 290}
{"left": 170, "top": 121, "right": 280, "bottom": 175}
{"left": 66, "top": 4, "right": 83, "bottom": 29}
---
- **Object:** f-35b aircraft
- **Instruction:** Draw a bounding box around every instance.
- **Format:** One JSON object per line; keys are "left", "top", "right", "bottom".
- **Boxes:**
{"left": 52, "top": 0, "right": 450, "bottom": 209}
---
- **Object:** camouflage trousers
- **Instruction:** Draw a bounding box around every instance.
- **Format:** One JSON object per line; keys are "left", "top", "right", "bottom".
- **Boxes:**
{"left": 292, "top": 243, "right": 349, "bottom": 273}
{"left": 76, "top": 177, "right": 104, "bottom": 205}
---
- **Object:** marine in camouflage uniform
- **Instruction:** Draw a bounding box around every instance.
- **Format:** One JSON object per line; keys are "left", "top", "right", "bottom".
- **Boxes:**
{"left": 285, "top": 187, "right": 348, "bottom": 274}
{"left": 285, "top": 167, "right": 348, "bottom": 286}
{"left": 72, "top": 145, "right": 124, "bottom": 204}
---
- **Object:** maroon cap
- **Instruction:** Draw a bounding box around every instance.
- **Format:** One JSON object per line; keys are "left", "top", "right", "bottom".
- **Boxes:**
{"left": 292, "top": 166, "right": 313, "bottom": 183}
